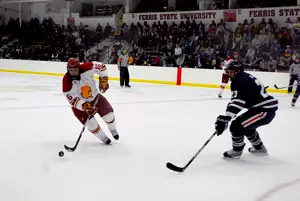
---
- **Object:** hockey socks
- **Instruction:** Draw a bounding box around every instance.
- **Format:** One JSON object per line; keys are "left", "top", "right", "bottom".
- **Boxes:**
{"left": 292, "top": 93, "right": 299, "bottom": 107}
{"left": 87, "top": 117, "right": 111, "bottom": 144}
{"left": 102, "top": 112, "right": 119, "bottom": 140}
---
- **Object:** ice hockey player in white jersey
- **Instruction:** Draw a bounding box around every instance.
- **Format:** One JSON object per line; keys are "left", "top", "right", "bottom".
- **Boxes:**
{"left": 62, "top": 58, "right": 119, "bottom": 144}
{"left": 218, "top": 52, "right": 240, "bottom": 98}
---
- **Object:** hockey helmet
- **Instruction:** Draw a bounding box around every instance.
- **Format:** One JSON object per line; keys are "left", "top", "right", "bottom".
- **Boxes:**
{"left": 67, "top": 58, "right": 80, "bottom": 77}
{"left": 67, "top": 58, "right": 80, "bottom": 68}
{"left": 226, "top": 61, "right": 243, "bottom": 72}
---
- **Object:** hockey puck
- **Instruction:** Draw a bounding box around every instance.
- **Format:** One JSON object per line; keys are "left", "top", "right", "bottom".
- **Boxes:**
{"left": 58, "top": 151, "right": 64, "bottom": 157}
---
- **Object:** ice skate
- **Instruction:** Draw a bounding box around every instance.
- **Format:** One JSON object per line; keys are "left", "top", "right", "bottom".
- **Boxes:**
{"left": 248, "top": 144, "right": 268, "bottom": 155}
{"left": 223, "top": 149, "right": 243, "bottom": 159}
{"left": 218, "top": 93, "right": 222, "bottom": 98}
{"left": 102, "top": 136, "right": 112, "bottom": 145}
{"left": 110, "top": 129, "right": 120, "bottom": 140}
{"left": 291, "top": 102, "right": 295, "bottom": 107}
{"left": 94, "top": 131, "right": 112, "bottom": 145}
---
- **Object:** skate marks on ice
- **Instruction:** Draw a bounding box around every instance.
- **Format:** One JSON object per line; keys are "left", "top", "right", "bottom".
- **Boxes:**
{"left": 0, "top": 75, "right": 61, "bottom": 93}
{"left": 0, "top": 85, "right": 60, "bottom": 92}
{"left": 169, "top": 152, "right": 293, "bottom": 175}
{"left": 254, "top": 177, "right": 300, "bottom": 201}
{"left": 0, "top": 96, "right": 231, "bottom": 111}
{"left": 0, "top": 91, "right": 291, "bottom": 111}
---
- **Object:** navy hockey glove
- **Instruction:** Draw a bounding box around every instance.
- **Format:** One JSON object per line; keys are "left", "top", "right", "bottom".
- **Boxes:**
{"left": 215, "top": 115, "right": 231, "bottom": 136}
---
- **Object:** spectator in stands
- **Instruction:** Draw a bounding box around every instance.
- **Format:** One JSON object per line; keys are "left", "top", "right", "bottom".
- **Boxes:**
{"left": 252, "top": 35, "right": 260, "bottom": 46}
{"left": 278, "top": 27, "right": 293, "bottom": 46}
{"left": 259, "top": 58, "right": 268, "bottom": 71}
{"left": 152, "top": 55, "right": 161, "bottom": 66}
{"left": 246, "top": 45, "right": 255, "bottom": 61}
{"left": 166, "top": 52, "right": 177, "bottom": 67}
{"left": 134, "top": 53, "right": 142, "bottom": 65}
{"left": 268, "top": 56, "right": 277, "bottom": 72}
{"left": 104, "top": 23, "right": 112, "bottom": 37}
{"left": 280, "top": 45, "right": 293, "bottom": 68}
{"left": 251, "top": 55, "right": 262, "bottom": 69}
{"left": 174, "top": 44, "right": 182, "bottom": 58}
{"left": 176, "top": 54, "right": 186, "bottom": 67}
{"left": 183, "top": 54, "right": 195, "bottom": 68}
{"left": 160, "top": 53, "right": 167, "bottom": 67}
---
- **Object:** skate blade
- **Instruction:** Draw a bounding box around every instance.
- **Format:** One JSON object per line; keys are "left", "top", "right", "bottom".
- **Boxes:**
{"left": 223, "top": 155, "right": 241, "bottom": 160}
{"left": 249, "top": 152, "right": 269, "bottom": 156}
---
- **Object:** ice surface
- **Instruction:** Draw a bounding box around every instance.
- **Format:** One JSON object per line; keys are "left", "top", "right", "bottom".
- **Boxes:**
{"left": 0, "top": 73, "right": 299, "bottom": 201}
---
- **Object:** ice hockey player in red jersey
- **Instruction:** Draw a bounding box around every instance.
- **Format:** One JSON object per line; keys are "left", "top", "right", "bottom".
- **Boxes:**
{"left": 218, "top": 52, "right": 240, "bottom": 98}
{"left": 62, "top": 58, "right": 119, "bottom": 145}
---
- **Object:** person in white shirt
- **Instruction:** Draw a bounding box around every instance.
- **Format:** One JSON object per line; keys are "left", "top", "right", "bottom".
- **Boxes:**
{"left": 174, "top": 44, "right": 182, "bottom": 58}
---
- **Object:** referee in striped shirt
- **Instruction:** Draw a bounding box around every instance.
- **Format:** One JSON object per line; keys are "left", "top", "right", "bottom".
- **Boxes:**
{"left": 118, "top": 50, "right": 131, "bottom": 87}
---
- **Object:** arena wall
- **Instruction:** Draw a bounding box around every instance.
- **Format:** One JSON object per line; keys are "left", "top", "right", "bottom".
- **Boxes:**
{"left": 0, "top": 59, "right": 291, "bottom": 93}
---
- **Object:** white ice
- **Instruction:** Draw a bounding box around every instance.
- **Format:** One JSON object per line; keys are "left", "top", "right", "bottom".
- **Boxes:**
{"left": 0, "top": 73, "right": 299, "bottom": 201}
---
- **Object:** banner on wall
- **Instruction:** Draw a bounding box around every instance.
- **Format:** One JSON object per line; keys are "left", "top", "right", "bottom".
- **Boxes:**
{"left": 238, "top": 7, "right": 300, "bottom": 19}
{"left": 123, "top": 6, "right": 300, "bottom": 26}
{"left": 124, "top": 10, "right": 222, "bottom": 25}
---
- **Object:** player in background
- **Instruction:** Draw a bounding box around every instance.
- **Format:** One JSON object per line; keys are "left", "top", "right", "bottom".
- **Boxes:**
{"left": 291, "top": 71, "right": 300, "bottom": 107}
{"left": 218, "top": 52, "right": 240, "bottom": 98}
{"left": 214, "top": 61, "right": 278, "bottom": 159}
{"left": 288, "top": 56, "right": 300, "bottom": 93}
{"left": 62, "top": 58, "right": 119, "bottom": 145}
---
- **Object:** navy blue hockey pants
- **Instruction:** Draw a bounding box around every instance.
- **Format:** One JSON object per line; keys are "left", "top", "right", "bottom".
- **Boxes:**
{"left": 229, "top": 108, "right": 276, "bottom": 151}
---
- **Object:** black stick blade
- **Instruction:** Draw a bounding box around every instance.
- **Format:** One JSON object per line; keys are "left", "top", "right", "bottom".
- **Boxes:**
{"left": 166, "top": 162, "right": 185, "bottom": 172}
{"left": 64, "top": 145, "right": 75, "bottom": 152}
{"left": 274, "top": 84, "right": 279, "bottom": 89}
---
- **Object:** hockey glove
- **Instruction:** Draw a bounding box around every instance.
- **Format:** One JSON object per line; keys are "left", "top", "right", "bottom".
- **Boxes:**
{"left": 215, "top": 115, "right": 231, "bottom": 136}
{"left": 82, "top": 102, "right": 97, "bottom": 116}
{"left": 99, "top": 76, "right": 109, "bottom": 93}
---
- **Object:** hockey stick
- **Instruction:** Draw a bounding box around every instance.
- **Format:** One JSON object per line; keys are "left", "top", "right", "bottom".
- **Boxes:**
{"left": 274, "top": 84, "right": 298, "bottom": 90}
{"left": 64, "top": 95, "right": 100, "bottom": 152}
{"left": 166, "top": 131, "right": 217, "bottom": 173}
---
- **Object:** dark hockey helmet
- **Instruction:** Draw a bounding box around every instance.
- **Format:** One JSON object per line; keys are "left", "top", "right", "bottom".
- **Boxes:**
{"left": 226, "top": 61, "right": 243, "bottom": 72}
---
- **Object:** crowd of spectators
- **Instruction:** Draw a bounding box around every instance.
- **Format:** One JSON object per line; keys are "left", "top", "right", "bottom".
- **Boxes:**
{"left": 113, "top": 16, "right": 300, "bottom": 72}
{"left": 1, "top": 7, "right": 300, "bottom": 73}
{"left": 0, "top": 17, "right": 107, "bottom": 61}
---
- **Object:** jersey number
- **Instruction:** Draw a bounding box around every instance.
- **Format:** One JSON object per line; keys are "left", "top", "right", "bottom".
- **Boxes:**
{"left": 95, "top": 63, "right": 106, "bottom": 71}
{"left": 254, "top": 79, "right": 268, "bottom": 98}
{"left": 67, "top": 94, "right": 73, "bottom": 100}
{"left": 232, "top": 90, "right": 238, "bottom": 98}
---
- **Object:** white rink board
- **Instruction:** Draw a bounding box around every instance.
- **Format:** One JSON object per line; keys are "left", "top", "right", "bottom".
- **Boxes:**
{"left": 0, "top": 59, "right": 290, "bottom": 89}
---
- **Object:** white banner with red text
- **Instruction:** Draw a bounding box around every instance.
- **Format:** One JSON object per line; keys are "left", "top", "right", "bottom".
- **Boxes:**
{"left": 123, "top": 6, "right": 300, "bottom": 28}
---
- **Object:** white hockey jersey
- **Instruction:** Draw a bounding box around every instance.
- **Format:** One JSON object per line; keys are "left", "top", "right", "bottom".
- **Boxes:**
{"left": 62, "top": 61, "right": 108, "bottom": 111}
{"left": 220, "top": 56, "right": 234, "bottom": 71}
